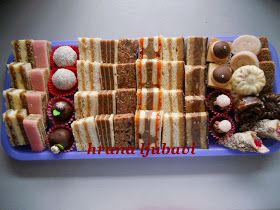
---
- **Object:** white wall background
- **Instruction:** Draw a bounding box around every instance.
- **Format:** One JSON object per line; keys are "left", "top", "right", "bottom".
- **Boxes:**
{"left": 0, "top": 0, "right": 280, "bottom": 209}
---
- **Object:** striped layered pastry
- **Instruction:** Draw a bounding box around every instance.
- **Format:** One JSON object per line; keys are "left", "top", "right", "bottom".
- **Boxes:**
{"left": 185, "top": 112, "right": 208, "bottom": 148}
{"left": 71, "top": 116, "right": 100, "bottom": 151}
{"left": 95, "top": 114, "right": 115, "bottom": 147}
{"left": 78, "top": 38, "right": 138, "bottom": 63}
{"left": 185, "top": 36, "right": 208, "bottom": 65}
{"left": 11, "top": 40, "right": 51, "bottom": 68}
{"left": 135, "top": 110, "right": 163, "bottom": 148}
{"left": 185, "top": 96, "right": 206, "bottom": 113}
{"left": 3, "top": 109, "right": 28, "bottom": 146}
{"left": 3, "top": 88, "right": 27, "bottom": 110}
{"left": 185, "top": 65, "right": 206, "bottom": 96}
{"left": 162, "top": 37, "right": 185, "bottom": 61}
{"left": 137, "top": 88, "right": 184, "bottom": 112}
{"left": 139, "top": 36, "right": 162, "bottom": 59}
{"left": 136, "top": 59, "right": 184, "bottom": 90}
{"left": 8, "top": 62, "right": 32, "bottom": 89}
{"left": 162, "top": 113, "right": 185, "bottom": 147}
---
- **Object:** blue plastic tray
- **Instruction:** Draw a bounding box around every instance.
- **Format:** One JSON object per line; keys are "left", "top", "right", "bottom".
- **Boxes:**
{"left": 1, "top": 36, "right": 280, "bottom": 160}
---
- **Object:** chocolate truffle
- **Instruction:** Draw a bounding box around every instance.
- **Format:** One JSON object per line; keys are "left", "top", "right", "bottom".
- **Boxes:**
{"left": 52, "top": 68, "right": 77, "bottom": 90}
{"left": 52, "top": 100, "right": 73, "bottom": 122}
{"left": 213, "top": 65, "right": 232, "bottom": 84}
{"left": 213, "top": 41, "right": 231, "bottom": 59}
{"left": 48, "top": 128, "right": 73, "bottom": 153}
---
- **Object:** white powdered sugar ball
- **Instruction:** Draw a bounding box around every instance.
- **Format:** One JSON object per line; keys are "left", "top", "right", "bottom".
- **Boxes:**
{"left": 53, "top": 46, "right": 77, "bottom": 67}
{"left": 218, "top": 120, "right": 232, "bottom": 133}
{"left": 52, "top": 68, "right": 76, "bottom": 90}
{"left": 216, "top": 94, "right": 231, "bottom": 108}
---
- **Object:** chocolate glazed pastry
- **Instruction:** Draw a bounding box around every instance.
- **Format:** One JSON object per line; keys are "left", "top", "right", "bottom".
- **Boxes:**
{"left": 260, "top": 94, "right": 280, "bottom": 119}
{"left": 234, "top": 96, "right": 264, "bottom": 124}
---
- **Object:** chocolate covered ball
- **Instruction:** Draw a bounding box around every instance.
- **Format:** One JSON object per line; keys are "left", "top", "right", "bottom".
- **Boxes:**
{"left": 213, "top": 65, "right": 232, "bottom": 84}
{"left": 48, "top": 128, "right": 73, "bottom": 149}
{"left": 213, "top": 41, "right": 231, "bottom": 59}
{"left": 51, "top": 100, "right": 73, "bottom": 122}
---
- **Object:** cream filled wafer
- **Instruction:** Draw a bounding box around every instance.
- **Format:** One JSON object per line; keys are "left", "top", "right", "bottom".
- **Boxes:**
{"left": 71, "top": 116, "right": 100, "bottom": 150}
{"left": 185, "top": 65, "right": 206, "bottom": 96}
{"left": 162, "top": 89, "right": 184, "bottom": 113}
{"left": 78, "top": 37, "right": 102, "bottom": 62}
{"left": 97, "top": 90, "right": 116, "bottom": 115}
{"left": 135, "top": 110, "right": 163, "bottom": 148}
{"left": 77, "top": 60, "right": 102, "bottom": 91}
{"left": 8, "top": 62, "right": 32, "bottom": 89}
{"left": 12, "top": 40, "right": 35, "bottom": 67}
{"left": 100, "top": 64, "right": 118, "bottom": 90}
{"left": 3, "top": 88, "right": 27, "bottom": 110}
{"left": 74, "top": 91, "right": 99, "bottom": 119}
{"left": 137, "top": 88, "right": 163, "bottom": 111}
{"left": 3, "top": 109, "right": 28, "bottom": 146}
{"left": 185, "top": 112, "right": 208, "bottom": 148}
{"left": 162, "top": 113, "right": 185, "bottom": 147}
{"left": 139, "top": 36, "right": 163, "bottom": 59}
{"left": 95, "top": 114, "right": 115, "bottom": 147}
{"left": 185, "top": 36, "right": 207, "bottom": 65}
{"left": 162, "top": 37, "right": 184, "bottom": 61}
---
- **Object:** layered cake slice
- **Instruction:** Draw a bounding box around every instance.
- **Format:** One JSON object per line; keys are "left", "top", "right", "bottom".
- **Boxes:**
{"left": 185, "top": 96, "right": 206, "bottom": 113}
{"left": 136, "top": 59, "right": 184, "bottom": 90}
{"left": 95, "top": 114, "right": 115, "bottom": 147}
{"left": 28, "top": 68, "right": 49, "bottom": 93}
{"left": 139, "top": 36, "right": 163, "bottom": 59}
{"left": 117, "top": 39, "right": 139, "bottom": 63}
{"left": 135, "top": 110, "right": 163, "bottom": 148}
{"left": 100, "top": 40, "right": 118, "bottom": 63}
{"left": 260, "top": 61, "right": 275, "bottom": 93}
{"left": 77, "top": 60, "right": 102, "bottom": 91}
{"left": 71, "top": 116, "right": 100, "bottom": 151}
{"left": 113, "top": 114, "right": 135, "bottom": 147}
{"left": 78, "top": 37, "right": 102, "bottom": 62}
{"left": 3, "top": 109, "right": 28, "bottom": 146}
{"left": 162, "top": 89, "right": 184, "bottom": 113}
{"left": 3, "top": 88, "right": 27, "bottom": 110}
{"left": 116, "top": 63, "right": 136, "bottom": 88}
{"left": 100, "top": 64, "right": 118, "bottom": 90}
{"left": 12, "top": 40, "right": 51, "bottom": 68}
{"left": 116, "top": 89, "right": 136, "bottom": 114}
{"left": 98, "top": 90, "right": 116, "bottom": 115}
{"left": 8, "top": 62, "right": 32, "bottom": 89}
{"left": 23, "top": 114, "right": 46, "bottom": 152}
{"left": 185, "top": 65, "right": 206, "bottom": 96}
{"left": 185, "top": 36, "right": 208, "bottom": 65}
{"left": 162, "top": 113, "right": 185, "bottom": 147}
{"left": 162, "top": 37, "right": 184, "bottom": 61}
{"left": 185, "top": 112, "right": 208, "bottom": 148}
{"left": 74, "top": 91, "right": 98, "bottom": 119}
{"left": 137, "top": 88, "right": 163, "bottom": 111}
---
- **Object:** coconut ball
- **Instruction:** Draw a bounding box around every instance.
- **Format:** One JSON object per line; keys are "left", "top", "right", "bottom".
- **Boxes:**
{"left": 217, "top": 120, "right": 232, "bottom": 133}
{"left": 52, "top": 68, "right": 76, "bottom": 90}
{"left": 215, "top": 94, "right": 231, "bottom": 108}
{"left": 53, "top": 46, "right": 77, "bottom": 67}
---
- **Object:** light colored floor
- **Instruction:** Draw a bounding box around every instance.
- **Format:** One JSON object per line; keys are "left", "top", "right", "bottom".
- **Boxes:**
{"left": 1, "top": 0, "right": 280, "bottom": 209}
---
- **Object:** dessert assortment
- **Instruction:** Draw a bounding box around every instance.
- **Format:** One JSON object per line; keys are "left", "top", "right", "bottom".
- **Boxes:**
{"left": 2, "top": 35, "right": 280, "bottom": 157}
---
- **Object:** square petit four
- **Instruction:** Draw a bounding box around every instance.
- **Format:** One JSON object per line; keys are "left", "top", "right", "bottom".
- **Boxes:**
{"left": 74, "top": 91, "right": 99, "bottom": 119}
{"left": 185, "top": 96, "right": 206, "bottom": 113}
{"left": 98, "top": 90, "right": 116, "bottom": 115}
{"left": 117, "top": 39, "right": 139, "bottom": 63}
{"left": 139, "top": 36, "right": 162, "bottom": 59}
{"left": 135, "top": 110, "right": 163, "bottom": 148}
{"left": 162, "top": 113, "right": 185, "bottom": 147}
{"left": 162, "top": 90, "right": 184, "bottom": 113}
{"left": 185, "top": 36, "right": 207, "bottom": 65}
{"left": 100, "top": 40, "right": 118, "bottom": 63}
{"left": 162, "top": 37, "right": 185, "bottom": 61}
{"left": 78, "top": 37, "right": 102, "bottom": 62}
{"left": 3, "top": 88, "right": 27, "bottom": 110}
{"left": 28, "top": 68, "right": 49, "bottom": 93}
{"left": 3, "top": 109, "right": 28, "bottom": 146}
{"left": 116, "top": 89, "right": 136, "bottom": 114}
{"left": 95, "top": 114, "right": 115, "bottom": 147}
{"left": 8, "top": 62, "right": 32, "bottom": 89}
{"left": 116, "top": 63, "right": 136, "bottom": 89}
{"left": 259, "top": 61, "right": 275, "bottom": 93}
{"left": 100, "top": 64, "right": 118, "bottom": 90}
{"left": 185, "top": 65, "right": 206, "bottom": 96}
{"left": 161, "top": 61, "right": 184, "bottom": 90}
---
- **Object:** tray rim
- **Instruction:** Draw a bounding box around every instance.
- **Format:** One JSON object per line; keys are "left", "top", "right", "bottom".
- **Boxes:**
{"left": 1, "top": 35, "right": 280, "bottom": 161}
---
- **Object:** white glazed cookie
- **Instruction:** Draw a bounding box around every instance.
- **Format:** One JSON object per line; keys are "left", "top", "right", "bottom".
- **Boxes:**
{"left": 231, "top": 65, "right": 266, "bottom": 96}
{"left": 230, "top": 51, "right": 259, "bottom": 71}
{"left": 231, "top": 35, "right": 261, "bottom": 55}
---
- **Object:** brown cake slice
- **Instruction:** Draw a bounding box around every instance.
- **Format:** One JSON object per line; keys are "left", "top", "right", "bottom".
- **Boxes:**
{"left": 8, "top": 62, "right": 32, "bottom": 89}
{"left": 78, "top": 37, "right": 102, "bottom": 62}
{"left": 185, "top": 112, "right": 208, "bottom": 148}
{"left": 3, "top": 109, "right": 29, "bottom": 146}
{"left": 74, "top": 91, "right": 99, "bottom": 119}
{"left": 162, "top": 37, "right": 184, "bottom": 61}
{"left": 139, "top": 36, "right": 163, "bottom": 59}
{"left": 116, "top": 63, "right": 136, "bottom": 88}
{"left": 117, "top": 39, "right": 139, "bottom": 63}
{"left": 135, "top": 110, "right": 163, "bottom": 148}
{"left": 71, "top": 116, "right": 100, "bottom": 151}
{"left": 185, "top": 65, "right": 206, "bottom": 96}
{"left": 259, "top": 61, "right": 275, "bottom": 93}
{"left": 185, "top": 36, "right": 208, "bottom": 65}
{"left": 162, "top": 113, "right": 185, "bottom": 147}
{"left": 98, "top": 90, "right": 116, "bottom": 115}
{"left": 113, "top": 114, "right": 135, "bottom": 147}
{"left": 100, "top": 40, "right": 118, "bottom": 63}
{"left": 257, "top": 48, "right": 272, "bottom": 61}
{"left": 95, "top": 114, "right": 115, "bottom": 147}
{"left": 116, "top": 89, "right": 136, "bottom": 114}
{"left": 259, "top": 36, "right": 269, "bottom": 48}
{"left": 185, "top": 96, "right": 206, "bottom": 113}
{"left": 3, "top": 88, "right": 27, "bottom": 110}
